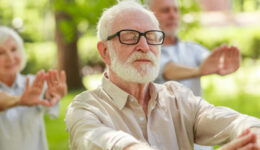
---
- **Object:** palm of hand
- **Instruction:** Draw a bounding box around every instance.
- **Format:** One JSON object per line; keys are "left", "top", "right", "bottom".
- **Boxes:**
{"left": 20, "top": 72, "right": 46, "bottom": 106}
{"left": 21, "top": 87, "right": 43, "bottom": 105}
{"left": 46, "top": 70, "right": 67, "bottom": 105}
{"left": 200, "top": 45, "right": 240, "bottom": 76}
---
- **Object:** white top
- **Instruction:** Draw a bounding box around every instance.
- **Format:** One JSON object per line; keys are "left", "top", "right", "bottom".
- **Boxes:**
{"left": 155, "top": 40, "right": 210, "bottom": 96}
{"left": 0, "top": 73, "right": 59, "bottom": 150}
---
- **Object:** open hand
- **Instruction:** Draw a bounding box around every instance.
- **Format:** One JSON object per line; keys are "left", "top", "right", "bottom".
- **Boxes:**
{"left": 199, "top": 45, "right": 240, "bottom": 76}
{"left": 45, "top": 70, "right": 67, "bottom": 106}
{"left": 19, "top": 71, "right": 50, "bottom": 106}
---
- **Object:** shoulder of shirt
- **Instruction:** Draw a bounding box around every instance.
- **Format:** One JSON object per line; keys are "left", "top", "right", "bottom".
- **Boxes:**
{"left": 154, "top": 80, "right": 190, "bottom": 93}
{"left": 181, "top": 41, "right": 209, "bottom": 50}
{"left": 70, "top": 88, "right": 102, "bottom": 105}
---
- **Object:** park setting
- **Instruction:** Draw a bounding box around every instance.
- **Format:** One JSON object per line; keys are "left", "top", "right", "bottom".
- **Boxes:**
{"left": 1, "top": 0, "right": 260, "bottom": 149}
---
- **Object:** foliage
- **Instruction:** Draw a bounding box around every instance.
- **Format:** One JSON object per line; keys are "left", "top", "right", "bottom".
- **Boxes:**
{"left": 0, "top": 0, "right": 54, "bottom": 42}
{"left": 232, "top": 0, "right": 260, "bottom": 12}
{"left": 22, "top": 42, "right": 57, "bottom": 74}
{"left": 53, "top": 0, "right": 116, "bottom": 41}
{"left": 179, "top": 26, "right": 260, "bottom": 59}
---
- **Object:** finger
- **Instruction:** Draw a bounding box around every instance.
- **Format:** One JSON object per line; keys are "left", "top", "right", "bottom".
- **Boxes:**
{"left": 231, "top": 46, "right": 241, "bottom": 70}
{"left": 47, "top": 70, "right": 55, "bottom": 88}
{"left": 60, "top": 70, "right": 66, "bottom": 83}
{"left": 52, "top": 70, "right": 59, "bottom": 83}
{"left": 46, "top": 71, "right": 52, "bottom": 87}
{"left": 38, "top": 99, "right": 51, "bottom": 107}
{"left": 32, "top": 70, "right": 45, "bottom": 88}
{"left": 225, "top": 133, "right": 256, "bottom": 150}
{"left": 238, "top": 143, "right": 258, "bottom": 150}
{"left": 211, "top": 47, "right": 224, "bottom": 58}
{"left": 239, "top": 129, "right": 251, "bottom": 138}
{"left": 25, "top": 76, "right": 30, "bottom": 90}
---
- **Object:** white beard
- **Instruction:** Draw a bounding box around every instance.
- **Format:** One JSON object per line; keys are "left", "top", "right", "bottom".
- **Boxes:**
{"left": 108, "top": 43, "right": 160, "bottom": 83}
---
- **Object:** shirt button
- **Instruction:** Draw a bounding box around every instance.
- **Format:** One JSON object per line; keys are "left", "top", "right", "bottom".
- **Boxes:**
{"left": 130, "top": 98, "right": 134, "bottom": 102}
{"left": 139, "top": 117, "right": 145, "bottom": 121}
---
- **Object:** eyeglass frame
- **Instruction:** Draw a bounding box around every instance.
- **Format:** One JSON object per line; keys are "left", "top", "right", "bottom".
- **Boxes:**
{"left": 106, "top": 29, "right": 165, "bottom": 45}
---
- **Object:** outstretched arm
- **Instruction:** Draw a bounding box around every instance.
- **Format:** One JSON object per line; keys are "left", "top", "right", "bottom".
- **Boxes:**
{"left": 0, "top": 71, "right": 50, "bottom": 111}
{"left": 162, "top": 45, "right": 240, "bottom": 81}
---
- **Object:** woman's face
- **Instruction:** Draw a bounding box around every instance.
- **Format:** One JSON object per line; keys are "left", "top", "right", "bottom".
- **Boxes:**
{"left": 0, "top": 37, "right": 22, "bottom": 78}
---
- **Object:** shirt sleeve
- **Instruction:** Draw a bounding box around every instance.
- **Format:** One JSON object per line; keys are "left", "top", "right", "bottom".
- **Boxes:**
{"left": 167, "top": 82, "right": 260, "bottom": 146}
{"left": 65, "top": 100, "right": 141, "bottom": 150}
{"left": 187, "top": 42, "right": 210, "bottom": 65}
{"left": 192, "top": 93, "right": 260, "bottom": 145}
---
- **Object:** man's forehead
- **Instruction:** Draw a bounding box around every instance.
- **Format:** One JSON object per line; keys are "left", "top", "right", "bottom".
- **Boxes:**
{"left": 111, "top": 10, "right": 158, "bottom": 32}
{"left": 152, "top": 0, "right": 179, "bottom": 9}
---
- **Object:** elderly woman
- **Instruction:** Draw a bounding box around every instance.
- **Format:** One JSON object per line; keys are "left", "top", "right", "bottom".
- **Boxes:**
{"left": 0, "top": 26, "right": 67, "bottom": 150}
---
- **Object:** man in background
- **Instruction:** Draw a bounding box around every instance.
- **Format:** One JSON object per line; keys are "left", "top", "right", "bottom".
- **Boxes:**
{"left": 146, "top": 0, "right": 240, "bottom": 96}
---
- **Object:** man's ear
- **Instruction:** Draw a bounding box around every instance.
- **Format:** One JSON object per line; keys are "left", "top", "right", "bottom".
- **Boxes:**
{"left": 97, "top": 41, "right": 111, "bottom": 66}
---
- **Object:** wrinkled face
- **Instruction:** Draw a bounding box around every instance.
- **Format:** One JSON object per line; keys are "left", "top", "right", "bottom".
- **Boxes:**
{"left": 0, "top": 37, "right": 22, "bottom": 78}
{"left": 108, "top": 10, "right": 161, "bottom": 83}
{"left": 150, "top": 0, "right": 180, "bottom": 37}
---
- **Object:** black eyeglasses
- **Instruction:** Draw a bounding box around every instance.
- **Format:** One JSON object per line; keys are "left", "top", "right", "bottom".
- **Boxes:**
{"left": 106, "top": 29, "right": 165, "bottom": 45}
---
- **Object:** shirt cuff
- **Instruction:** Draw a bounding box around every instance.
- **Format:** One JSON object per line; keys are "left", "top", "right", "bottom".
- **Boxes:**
{"left": 112, "top": 131, "right": 141, "bottom": 150}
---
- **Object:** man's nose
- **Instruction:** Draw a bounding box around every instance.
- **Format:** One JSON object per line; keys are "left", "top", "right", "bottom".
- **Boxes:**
{"left": 136, "top": 36, "right": 149, "bottom": 53}
{"left": 169, "top": 9, "right": 178, "bottom": 19}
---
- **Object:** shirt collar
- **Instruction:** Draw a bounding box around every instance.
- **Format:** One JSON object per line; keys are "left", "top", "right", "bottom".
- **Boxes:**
{"left": 101, "top": 72, "right": 158, "bottom": 110}
{"left": 102, "top": 73, "right": 129, "bottom": 110}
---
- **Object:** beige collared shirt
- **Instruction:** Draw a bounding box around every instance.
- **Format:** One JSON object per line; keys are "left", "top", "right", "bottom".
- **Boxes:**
{"left": 65, "top": 74, "right": 260, "bottom": 150}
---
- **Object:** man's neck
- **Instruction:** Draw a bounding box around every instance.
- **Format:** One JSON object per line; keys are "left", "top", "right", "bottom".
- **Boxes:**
{"left": 163, "top": 36, "right": 178, "bottom": 46}
{"left": 108, "top": 71, "right": 151, "bottom": 115}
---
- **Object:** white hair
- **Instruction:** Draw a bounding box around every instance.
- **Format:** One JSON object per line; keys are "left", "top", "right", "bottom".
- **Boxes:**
{"left": 97, "top": 0, "right": 160, "bottom": 41}
{"left": 0, "top": 26, "right": 27, "bottom": 71}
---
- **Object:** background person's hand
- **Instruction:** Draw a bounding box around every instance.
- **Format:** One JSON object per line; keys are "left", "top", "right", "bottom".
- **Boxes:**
{"left": 45, "top": 70, "right": 67, "bottom": 106}
{"left": 218, "top": 129, "right": 258, "bottom": 150}
{"left": 217, "top": 46, "right": 240, "bottom": 75}
{"left": 199, "top": 45, "right": 240, "bottom": 76}
{"left": 19, "top": 70, "right": 50, "bottom": 106}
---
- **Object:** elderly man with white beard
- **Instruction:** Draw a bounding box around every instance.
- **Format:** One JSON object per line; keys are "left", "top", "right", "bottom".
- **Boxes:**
{"left": 65, "top": 1, "right": 260, "bottom": 150}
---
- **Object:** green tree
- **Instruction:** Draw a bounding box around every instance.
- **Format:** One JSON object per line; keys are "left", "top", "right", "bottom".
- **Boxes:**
{"left": 53, "top": 0, "right": 115, "bottom": 90}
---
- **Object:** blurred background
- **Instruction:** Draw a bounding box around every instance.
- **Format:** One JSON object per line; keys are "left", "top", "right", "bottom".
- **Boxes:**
{"left": 0, "top": 0, "right": 260, "bottom": 149}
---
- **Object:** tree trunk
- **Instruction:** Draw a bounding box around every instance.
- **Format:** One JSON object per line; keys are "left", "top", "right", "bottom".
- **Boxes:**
{"left": 54, "top": 11, "right": 83, "bottom": 90}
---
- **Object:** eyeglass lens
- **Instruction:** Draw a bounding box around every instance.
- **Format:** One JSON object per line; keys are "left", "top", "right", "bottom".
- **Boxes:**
{"left": 119, "top": 30, "right": 163, "bottom": 45}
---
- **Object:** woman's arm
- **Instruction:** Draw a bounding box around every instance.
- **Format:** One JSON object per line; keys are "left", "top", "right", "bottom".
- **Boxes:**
{"left": 0, "top": 71, "right": 50, "bottom": 111}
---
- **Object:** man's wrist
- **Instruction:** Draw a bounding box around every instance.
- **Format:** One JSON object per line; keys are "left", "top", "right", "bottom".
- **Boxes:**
{"left": 124, "top": 143, "right": 155, "bottom": 150}
{"left": 192, "top": 67, "right": 201, "bottom": 77}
